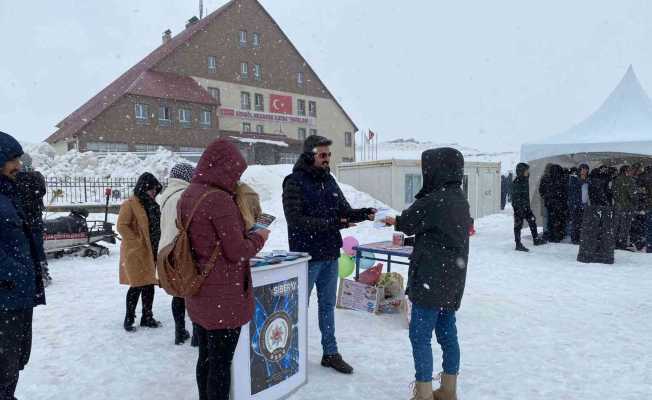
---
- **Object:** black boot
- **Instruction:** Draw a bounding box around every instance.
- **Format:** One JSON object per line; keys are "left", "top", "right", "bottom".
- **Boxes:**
{"left": 172, "top": 296, "right": 189, "bottom": 344}
{"left": 533, "top": 237, "right": 547, "bottom": 246}
{"left": 515, "top": 242, "right": 529, "bottom": 252}
{"left": 175, "top": 327, "right": 191, "bottom": 345}
{"left": 124, "top": 313, "right": 136, "bottom": 332}
{"left": 124, "top": 287, "right": 140, "bottom": 332}
{"left": 140, "top": 285, "right": 161, "bottom": 328}
{"left": 191, "top": 326, "right": 199, "bottom": 347}
{"left": 321, "top": 353, "right": 353, "bottom": 374}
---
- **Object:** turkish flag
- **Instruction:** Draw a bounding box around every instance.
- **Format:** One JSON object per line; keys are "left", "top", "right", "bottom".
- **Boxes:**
{"left": 270, "top": 94, "right": 293, "bottom": 114}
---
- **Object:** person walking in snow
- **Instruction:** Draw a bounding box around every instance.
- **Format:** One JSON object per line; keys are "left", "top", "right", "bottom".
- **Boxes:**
{"left": 577, "top": 166, "right": 615, "bottom": 264}
{"left": 0, "top": 131, "right": 46, "bottom": 400}
{"left": 568, "top": 164, "right": 590, "bottom": 244}
{"left": 158, "top": 163, "right": 195, "bottom": 345}
{"left": 282, "top": 135, "right": 376, "bottom": 375}
{"left": 118, "top": 172, "right": 163, "bottom": 331}
{"left": 178, "top": 138, "right": 269, "bottom": 400}
{"left": 384, "top": 148, "right": 470, "bottom": 400}
{"left": 612, "top": 165, "right": 637, "bottom": 250}
{"left": 511, "top": 163, "right": 545, "bottom": 251}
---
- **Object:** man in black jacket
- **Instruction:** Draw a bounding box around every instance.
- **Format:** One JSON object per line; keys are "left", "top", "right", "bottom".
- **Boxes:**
{"left": 282, "top": 135, "right": 375, "bottom": 374}
{"left": 384, "top": 147, "right": 470, "bottom": 400}
{"left": 511, "top": 163, "right": 545, "bottom": 251}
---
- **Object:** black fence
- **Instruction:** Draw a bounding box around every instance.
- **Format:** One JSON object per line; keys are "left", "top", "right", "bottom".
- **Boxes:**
{"left": 45, "top": 177, "right": 168, "bottom": 205}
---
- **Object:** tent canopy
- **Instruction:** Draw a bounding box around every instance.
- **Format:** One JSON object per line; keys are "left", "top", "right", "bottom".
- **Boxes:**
{"left": 522, "top": 66, "right": 652, "bottom": 162}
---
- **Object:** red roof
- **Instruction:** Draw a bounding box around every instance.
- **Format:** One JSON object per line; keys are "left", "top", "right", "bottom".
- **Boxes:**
{"left": 126, "top": 70, "right": 218, "bottom": 105}
{"left": 47, "top": 0, "right": 235, "bottom": 143}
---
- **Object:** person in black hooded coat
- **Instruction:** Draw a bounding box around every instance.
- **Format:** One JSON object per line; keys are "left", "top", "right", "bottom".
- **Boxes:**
{"left": 384, "top": 148, "right": 470, "bottom": 399}
{"left": 540, "top": 164, "right": 568, "bottom": 242}
{"left": 511, "top": 163, "right": 544, "bottom": 251}
{"left": 577, "top": 166, "right": 615, "bottom": 264}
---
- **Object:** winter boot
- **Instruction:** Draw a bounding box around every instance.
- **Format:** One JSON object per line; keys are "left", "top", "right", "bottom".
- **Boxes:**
{"left": 433, "top": 374, "right": 458, "bottom": 400}
{"left": 140, "top": 313, "right": 162, "bottom": 328}
{"left": 515, "top": 242, "right": 529, "bottom": 252}
{"left": 123, "top": 313, "right": 137, "bottom": 332}
{"left": 321, "top": 354, "right": 353, "bottom": 374}
{"left": 409, "top": 381, "right": 433, "bottom": 400}
{"left": 533, "top": 237, "right": 547, "bottom": 246}
{"left": 175, "top": 327, "right": 191, "bottom": 345}
{"left": 190, "top": 326, "right": 199, "bottom": 347}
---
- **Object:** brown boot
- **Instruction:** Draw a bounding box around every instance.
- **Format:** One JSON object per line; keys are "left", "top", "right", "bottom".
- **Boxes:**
{"left": 433, "top": 374, "right": 458, "bottom": 400}
{"left": 410, "top": 381, "right": 433, "bottom": 400}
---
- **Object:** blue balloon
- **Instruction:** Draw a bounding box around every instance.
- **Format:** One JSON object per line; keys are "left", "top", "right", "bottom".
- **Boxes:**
{"left": 359, "top": 251, "right": 376, "bottom": 270}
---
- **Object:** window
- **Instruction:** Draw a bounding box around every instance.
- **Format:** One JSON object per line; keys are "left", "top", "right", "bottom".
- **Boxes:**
{"left": 297, "top": 72, "right": 304, "bottom": 85}
{"left": 207, "top": 56, "right": 217, "bottom": 72}
{"left": 180, "top": 146, "right": 204, "bottom": 153}
{"left": 252, "top": 32, "right": 261, "bottom": 47}
{"left": 345, "top": 131, "right": 352, "bottom": 147}
{"left": 239, "top": 30, "right": 247, "bottom": 46}
{"left": 253, "top": 64, "right": 262, "bottom": 81}
{"left": 405, "top": 174, "right": 423, "bottom": 204}
{"left": 254, "top": 94, "right": 264, "bottom": 111}
{"left": 256, "top": 125, "right": 264, "bottom": 133}
{"left": 242, "top": 122, "right": 251, "bottom": 132}
{"left": 342, "top": 157, "right": 354, "bottom": 163}
{"left": 241, "top": 92, "right": 251, "bottom": 110}
{"left": 279, "top": 153, "right": 299, "bottom": 164}
{"left": 86, "top": 142, "right": 129, "bottom": 152}
{"left": 135, "top": 103, "right": 148, "bottom": 121}
{"left": 158, "top": 105, "right": 171, "bottom": 126}
{"left": 135, "top": 144, "right": 164, "bottom": 152}
{"left": 309, "top": 128, "right": 317, "bottom": 136}
{"left": 240, "top": 62, "right": 249, "bottom": 79}
{"left": 298, "top": 128, "right": 307, "bottom": 140}
{"left": 208, "top": 87, "right": 220, "bottom": 103}
{"left": 308, "top": 101, "right": 317, "bottom": 117}
{"left": 297, "top": 99, "right": 306, "bottom": 116}
{"left": 178, "top": 108, "right": 192, "bottom": 125}
{"left": 200, "top": 110, "right": 212, "bottom": 127}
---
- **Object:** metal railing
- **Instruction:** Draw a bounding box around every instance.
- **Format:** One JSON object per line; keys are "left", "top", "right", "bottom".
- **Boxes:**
{"left": 44, "top": 177, "right": 168, "bottom": 205}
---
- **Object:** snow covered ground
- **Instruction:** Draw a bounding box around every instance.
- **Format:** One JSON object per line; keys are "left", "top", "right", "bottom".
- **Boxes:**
{"left": 16, "top": 165, "right": 652, "bottom": 399}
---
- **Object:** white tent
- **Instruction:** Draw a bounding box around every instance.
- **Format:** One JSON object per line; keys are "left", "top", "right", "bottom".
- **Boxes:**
{"left": 521, "top": 65, "right": 652, "bottom": 219}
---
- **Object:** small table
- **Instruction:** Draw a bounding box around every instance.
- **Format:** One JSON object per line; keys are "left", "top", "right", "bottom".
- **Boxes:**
{"left": 353, "top": 241, "right": 413, "bottom": 280}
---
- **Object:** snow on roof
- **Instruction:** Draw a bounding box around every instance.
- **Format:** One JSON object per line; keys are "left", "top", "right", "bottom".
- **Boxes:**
{"left": 229, "top": 136, "right": 289, "bottom": 147}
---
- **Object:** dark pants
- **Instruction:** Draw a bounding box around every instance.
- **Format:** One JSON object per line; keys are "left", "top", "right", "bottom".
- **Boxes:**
{"left": 570, "top": 206, "right": 586, "bottom": 243}
{"left": 614, "top": 209, "right": 633, "bottom": 248}
{"left": 546, "top": 206, "right": 567, "bottom": 243}
{"left": 630, "top": 213, "right": 647, "bottom": 250}
{"left": 514, "top": 209, "right": 539, "bottom": 244}
{"left": 126, "top": 285, "right": 155, "bottom": 319}
{"left": 171, "top": 296, "right": 186, "bottom": 331}
{"left": 0, "top": 308, "right": 33, "bottom": 400}
{"left": 194, "top": 324, "right": 241, "bottom": 400}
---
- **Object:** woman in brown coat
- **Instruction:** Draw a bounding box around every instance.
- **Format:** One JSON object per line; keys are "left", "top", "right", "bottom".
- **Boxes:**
{"left": 117, "top": 172, "right": 163, "bottom": 332}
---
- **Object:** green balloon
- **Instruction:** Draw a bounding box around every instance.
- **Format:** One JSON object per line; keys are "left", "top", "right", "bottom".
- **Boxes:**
{"left": 338, "top": 254, "right": 355, "bottom": 278}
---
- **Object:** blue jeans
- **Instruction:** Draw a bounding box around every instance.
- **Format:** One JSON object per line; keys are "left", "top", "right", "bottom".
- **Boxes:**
{"left": 308, "top": 260, "right": 339, "bottom": 355}
{"left": 409, "top": 304, "right": 460, "bottom": 382}
{"left": 646, "top": 212, "right": 652, "bottom": 253}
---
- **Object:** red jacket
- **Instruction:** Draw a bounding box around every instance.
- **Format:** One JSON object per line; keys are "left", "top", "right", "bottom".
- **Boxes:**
{"left": 178, "top": 139, "right": 265, "bottom": 330}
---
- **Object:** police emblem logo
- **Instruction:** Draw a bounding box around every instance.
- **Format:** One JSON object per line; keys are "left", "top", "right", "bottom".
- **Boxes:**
{"left": 259, "top": 312, "right": 292, "bottom": 362}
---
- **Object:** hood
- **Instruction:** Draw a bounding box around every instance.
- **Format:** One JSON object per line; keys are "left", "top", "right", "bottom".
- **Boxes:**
{"left": 415, "top": 147, "right": 464, "bottom": 199}
{"left": 133, "top": 172, "right": 162, "bottom": 200}
{"left": 158, "top": 178, "right": 189, "bottom": 203}
{"left": 516, "top": 163, "right": 530, "bottom": 178}
{"left": 193, "top": 138, "right": 246, "bottom": 193}
{"left": 0, "top": 131, "right": 24, "bottom": 168}
{"left": 549, "top": 164, "right": 564, "bottom": 180}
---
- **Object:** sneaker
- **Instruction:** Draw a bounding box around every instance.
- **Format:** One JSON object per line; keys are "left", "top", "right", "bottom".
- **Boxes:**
{"left": 515, "top": 243, "right": 529, "bottom": 252}
{"left": 321, "top": 354, "right": 353, "bottom": 374}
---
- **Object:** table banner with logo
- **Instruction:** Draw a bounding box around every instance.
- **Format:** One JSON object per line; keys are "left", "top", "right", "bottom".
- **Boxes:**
{"left": 231, "top": 258, "right": 309, "bottom": 400}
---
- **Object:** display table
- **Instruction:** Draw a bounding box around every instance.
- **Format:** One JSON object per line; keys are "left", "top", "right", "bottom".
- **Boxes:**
{"left": 231, "top": 256, "right": 310, "bottom": 400}
{"left": 353, "top": 241, "right": 413, "bottom": 280}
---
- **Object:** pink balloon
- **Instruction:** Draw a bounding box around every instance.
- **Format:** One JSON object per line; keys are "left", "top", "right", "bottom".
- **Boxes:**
{"left": 342, "top": 236, "right": 359, "bottom": 256}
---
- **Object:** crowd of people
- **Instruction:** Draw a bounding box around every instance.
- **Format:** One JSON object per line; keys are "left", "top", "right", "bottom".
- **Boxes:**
{"left": 1, "top": 130, "right": 471, "bottom": 400}
{"left": 506, "top": 160, "right": 650, "bottom": 263}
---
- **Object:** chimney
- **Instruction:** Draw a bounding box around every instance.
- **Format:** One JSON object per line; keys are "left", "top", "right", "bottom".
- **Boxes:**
{"left": 162, "top": 29, "right": 172, "bottom": 44}
{"left": 186, "top": 16, "right": 199, "bottom": 28}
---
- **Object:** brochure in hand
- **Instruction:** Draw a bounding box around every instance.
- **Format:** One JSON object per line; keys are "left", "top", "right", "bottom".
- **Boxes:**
{"left": 252, "top": 213, "right": 276, "bottom": 231}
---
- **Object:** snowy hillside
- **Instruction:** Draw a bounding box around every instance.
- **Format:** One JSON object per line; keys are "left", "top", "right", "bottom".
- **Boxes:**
{"left": 368, "top": 139, "right": 519, "bottom": 173}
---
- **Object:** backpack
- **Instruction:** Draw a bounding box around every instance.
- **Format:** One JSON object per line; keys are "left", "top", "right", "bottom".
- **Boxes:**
{"left": 157, "top": 189, "right": 221, "bottom": 297}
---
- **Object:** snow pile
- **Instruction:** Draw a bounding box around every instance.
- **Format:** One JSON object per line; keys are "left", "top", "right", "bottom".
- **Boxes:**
{"left": 23, "top": 142, "right": 193, "bottom": 179}
{"left": 371, "top": 139, "right": 520, "bottom": 173}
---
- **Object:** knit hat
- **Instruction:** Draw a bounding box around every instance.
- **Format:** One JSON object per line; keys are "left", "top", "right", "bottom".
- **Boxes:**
{"left": 0, "top": 131, "right": 23, "bottom": 168}
{"left": 169, "top": 163, "right": 195, "bottom": 183}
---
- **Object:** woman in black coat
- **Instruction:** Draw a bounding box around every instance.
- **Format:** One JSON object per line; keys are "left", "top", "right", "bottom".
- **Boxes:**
{"left": 385, "top": 148, "right": 470, "bottom": 400}
{"left": 577, "top": 166, "right": 615, "bottom": 264}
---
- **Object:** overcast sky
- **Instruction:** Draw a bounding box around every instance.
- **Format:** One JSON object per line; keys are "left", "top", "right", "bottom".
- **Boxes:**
{"left": 1, "top": 0, "right": 652, "bottom": 151}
